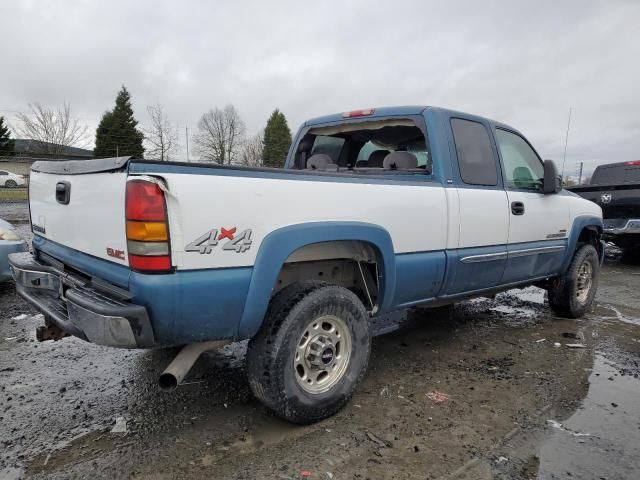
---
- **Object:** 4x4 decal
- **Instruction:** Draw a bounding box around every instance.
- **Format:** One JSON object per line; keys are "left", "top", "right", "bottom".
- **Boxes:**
{"left": 185, "top": 227, "right": 252, "bottom": 254}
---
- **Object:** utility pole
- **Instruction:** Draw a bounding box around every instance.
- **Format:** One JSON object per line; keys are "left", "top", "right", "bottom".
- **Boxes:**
{"left": 185, "top": 126, "right": 189, "bottom": 162}
{"left": 561, "top": 107, "right": 572, "bottom": 182}
{"left": 116, "top": 145, "right": 119, "bottom": 157}
{"left": 578, "top": 161, "right": 584, "bottom": 185}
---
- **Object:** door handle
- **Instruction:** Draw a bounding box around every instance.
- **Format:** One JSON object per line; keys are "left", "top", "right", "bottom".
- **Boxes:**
{"left": 56, "top": 181, "right": 71, "bottom": 205}
{"left": 511, "top": 201, "right": 525, "bottom": 215}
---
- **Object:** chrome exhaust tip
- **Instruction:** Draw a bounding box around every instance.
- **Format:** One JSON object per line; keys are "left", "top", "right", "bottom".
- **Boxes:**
{"left": 158, "top": 340, "right": 230, "bottom": 391}
{"left": 158, "top": 372, "right": 179, "bottom": 391}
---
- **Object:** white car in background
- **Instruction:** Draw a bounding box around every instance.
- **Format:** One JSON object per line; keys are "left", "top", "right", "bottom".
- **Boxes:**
{"left": 0, "top": 170, "right": 26, "bottom": 188}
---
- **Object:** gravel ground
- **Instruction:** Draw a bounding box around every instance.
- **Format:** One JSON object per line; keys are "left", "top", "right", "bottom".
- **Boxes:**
{"left": 1, "top": 202, "right": 639, "bottom": 480}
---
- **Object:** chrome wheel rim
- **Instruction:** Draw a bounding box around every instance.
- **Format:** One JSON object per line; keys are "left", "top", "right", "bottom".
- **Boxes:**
{"left": 294, "top": 315, "right": 352, "bottom": 394}
{"left": 576, "top": 261, "right": 593, "bottom": 303}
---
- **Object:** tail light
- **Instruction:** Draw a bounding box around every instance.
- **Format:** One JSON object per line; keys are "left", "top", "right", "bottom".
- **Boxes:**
{"left": 626, "top": 160, "right": 640, "bottom": 166}
{"left": 125, "top": 180, "right": 172, "bottom": 272}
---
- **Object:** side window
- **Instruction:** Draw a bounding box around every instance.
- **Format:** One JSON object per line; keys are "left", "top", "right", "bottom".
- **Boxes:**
{"left": 495, "top": 129, "right": 543, "bottom": 191}
{"left": 451, "top": 118, "right": 498, "bottom": 186}
{"left": 0, "top": 171, "right": 7, "bottom": 175}
{"left": 310, "top": 136, "right": 345, "bottom": 163}
{"left": 356, "top": 141, "right": 379, "bottom": 162}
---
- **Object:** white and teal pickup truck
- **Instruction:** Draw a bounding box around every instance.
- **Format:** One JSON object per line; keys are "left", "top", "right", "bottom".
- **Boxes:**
{"left": 10, "top": 106, "right": 603, "bottom": 423}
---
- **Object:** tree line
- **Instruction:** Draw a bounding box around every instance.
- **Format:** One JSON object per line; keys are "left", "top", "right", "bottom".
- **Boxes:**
{"left": 0, "top": 85, "right": 292, "bottom": 168}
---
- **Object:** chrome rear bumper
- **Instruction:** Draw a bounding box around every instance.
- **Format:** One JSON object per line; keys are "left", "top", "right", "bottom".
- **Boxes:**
{"left": 8, "top": 251, "right": 155, "bottom": 348}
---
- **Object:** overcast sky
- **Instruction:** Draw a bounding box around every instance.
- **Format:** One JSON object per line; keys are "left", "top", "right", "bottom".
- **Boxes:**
{"left": 1, "top": 0, "right": 638, "bottom": 178}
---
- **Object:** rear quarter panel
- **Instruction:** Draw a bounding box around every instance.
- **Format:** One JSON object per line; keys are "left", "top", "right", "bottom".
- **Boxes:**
{"left": 149, "top": 171, "right": 449, "bottom": 270}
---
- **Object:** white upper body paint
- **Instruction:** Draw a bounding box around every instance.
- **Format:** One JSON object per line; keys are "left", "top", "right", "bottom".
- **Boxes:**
{"left": 27, "top": 167, "right": 601, "bottom": 271}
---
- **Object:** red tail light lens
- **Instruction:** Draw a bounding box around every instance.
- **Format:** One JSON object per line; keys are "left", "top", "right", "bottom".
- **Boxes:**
{"left": 126, "top": 181, "right": 166, "bottom": 221}
{"left": 129, "top": 254, "right": 171, "bottom": 271}
{"left": 626, "top": 160, "right": 640, "bottom": 166}
{"left": 125, "top": 179, "right": 171, "bottom": 273}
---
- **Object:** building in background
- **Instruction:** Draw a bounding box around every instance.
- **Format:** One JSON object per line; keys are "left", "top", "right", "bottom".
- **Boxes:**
{"left": 0, "top": 139, "right": 94, "bottom": 176}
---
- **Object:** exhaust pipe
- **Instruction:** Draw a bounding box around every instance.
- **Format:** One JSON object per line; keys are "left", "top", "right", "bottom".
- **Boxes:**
{"left": 159, "top": 340, "right": 230, "bottom": 391}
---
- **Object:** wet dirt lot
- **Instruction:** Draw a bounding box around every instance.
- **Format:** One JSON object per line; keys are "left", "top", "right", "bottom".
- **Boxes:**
{"left": 1, "top": 201, "right": 639, "bottom": 480}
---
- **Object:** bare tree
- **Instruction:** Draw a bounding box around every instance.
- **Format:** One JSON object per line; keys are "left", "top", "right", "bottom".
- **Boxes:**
{"left": 144, "top": 103, "right": 178, "bottom": 161}
{"left": 192, "top": 105, "right": 246, "bottom": 164}
{"left": 15, "top": 103, "right": 89, "bottom": 157}
{"left": 238, "top": 131, "right": 264, "bottom": 167}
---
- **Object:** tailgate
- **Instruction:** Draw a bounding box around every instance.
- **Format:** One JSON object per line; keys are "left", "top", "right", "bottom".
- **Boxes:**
{"left": 29, "top": 158, "right": 130, "bottom": 265}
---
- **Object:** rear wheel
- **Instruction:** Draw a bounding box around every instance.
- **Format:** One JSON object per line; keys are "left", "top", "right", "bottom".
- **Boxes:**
{"left": 5, "top": 179, "right": 17, "bottom": 188}
{"left": 246, "top": 281, "right": 371, "bottom": 424}
{"left": 548, "top": 244, "right": 599, "bottom": 318}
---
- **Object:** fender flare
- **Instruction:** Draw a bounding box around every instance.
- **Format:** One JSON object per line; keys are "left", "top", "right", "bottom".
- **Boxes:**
{"left": 560, "top": 215, "right": 603, "bottom": 272}
{"left": 237, "top": 221, "right": 396, "bottom": 338}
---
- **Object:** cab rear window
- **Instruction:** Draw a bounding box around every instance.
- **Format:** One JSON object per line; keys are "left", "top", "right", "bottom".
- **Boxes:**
{"left": 591, "top": 162, "right": 640, "bottom": 185}
{"left": 293, "top": 117, "right": 431, "bottom": 175}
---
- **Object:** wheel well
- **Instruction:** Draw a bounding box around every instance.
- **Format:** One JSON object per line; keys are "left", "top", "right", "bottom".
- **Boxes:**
{"left": 577, "top": 225, "right": 602, "bottom": 257}
{"left": 578, "top": 226, "right": 600, "bottom": 246}
{"left": 274, "top": 240, "right": 382, "bottom": 313}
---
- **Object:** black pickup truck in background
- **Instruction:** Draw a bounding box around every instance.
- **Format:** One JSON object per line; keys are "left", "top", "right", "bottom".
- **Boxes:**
{"left": 569, "top": 161, "right": 640, "bottom": 259}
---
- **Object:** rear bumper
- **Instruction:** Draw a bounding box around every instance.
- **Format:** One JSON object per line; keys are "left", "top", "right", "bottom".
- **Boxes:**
{"left": 8, "top": 251, "right": 155, "bottom": 348}
{"left": 603, "top": 218, "right": 640, "bottom": 235}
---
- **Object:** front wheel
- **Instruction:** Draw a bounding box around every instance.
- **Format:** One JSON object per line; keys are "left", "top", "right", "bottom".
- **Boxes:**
{"left": 548, "top": 244, "right": 599, "bottom": 318}
{"left": 5, "top": 180, "right": 17, "bottom": 188}
{"left": 246, "top": 281, "right": 371, "bottom": 424}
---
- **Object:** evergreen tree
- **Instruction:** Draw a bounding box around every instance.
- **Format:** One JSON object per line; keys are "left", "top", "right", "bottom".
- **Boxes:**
{"left": 262, "top": 109, "right": 292, "bottom": 168}
{"left": 0, "top": 116, "right": 14, "bottom": 156}
{"left": 94, "top": 86, "right": 144, "bottom": 158}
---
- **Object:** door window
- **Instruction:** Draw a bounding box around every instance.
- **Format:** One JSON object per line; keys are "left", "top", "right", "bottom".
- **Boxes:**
{"left": 0, "top": 171, "right": 7, "bottom": 175}
{"left": 496, "top": 129, "right": 544, "bottom": 191}
{"left": 310, "top": 136, "right": 345, "bottom": 164}
{"left": 451, "top": 118, "right": 498, "bottom": 186}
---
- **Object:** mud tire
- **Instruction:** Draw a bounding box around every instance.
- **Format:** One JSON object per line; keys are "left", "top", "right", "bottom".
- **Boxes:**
{"left": 548, "top": 244, "right": 599, "bottom": 318}
{"left": 246, "top": 281, "right": 371, "bottom": 424}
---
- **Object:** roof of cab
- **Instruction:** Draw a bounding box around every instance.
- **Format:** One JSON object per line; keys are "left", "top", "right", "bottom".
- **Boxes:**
{"left": 303, "top": 105, "right": 520, "bottom": 135}
{"left": 304, "top": 105, "right": 428, "bottom": 126}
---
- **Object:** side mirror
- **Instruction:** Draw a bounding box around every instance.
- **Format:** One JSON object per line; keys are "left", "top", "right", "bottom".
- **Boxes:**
{"left": 543, "top": 159, "right": 562, "bottom": 194}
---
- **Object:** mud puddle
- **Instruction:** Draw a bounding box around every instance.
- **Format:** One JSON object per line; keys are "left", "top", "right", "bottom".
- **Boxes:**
{"left": 537, "top": 353, "right": 640, "bottom": 479}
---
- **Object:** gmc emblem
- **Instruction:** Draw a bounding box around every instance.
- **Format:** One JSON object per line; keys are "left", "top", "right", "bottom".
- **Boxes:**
{"left": 106, "top": 247, "right": 125, "bottom": 260}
